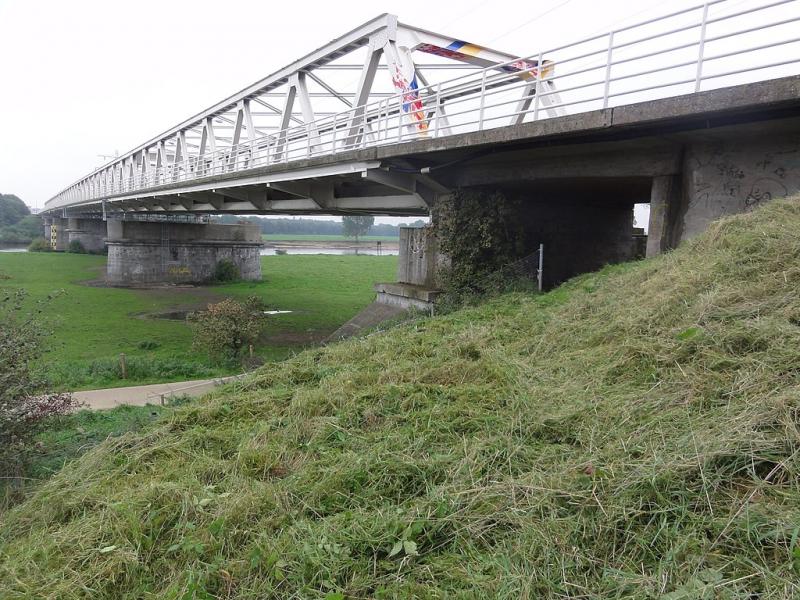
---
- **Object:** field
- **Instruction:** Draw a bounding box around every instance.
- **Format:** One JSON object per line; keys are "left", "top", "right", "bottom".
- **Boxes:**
{"left": 261, "top": 234, "right": 397, "bottom": 242}
{"left": 2, "top": 200, "right": 799, "bottom": 597}
{"left": 0, "top": 252, "right": 396, "bottom": 389}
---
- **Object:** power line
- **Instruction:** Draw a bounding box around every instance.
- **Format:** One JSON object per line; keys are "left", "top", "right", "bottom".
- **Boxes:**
{"left": 488, "top": 0, "right": 577, "bottom": 44}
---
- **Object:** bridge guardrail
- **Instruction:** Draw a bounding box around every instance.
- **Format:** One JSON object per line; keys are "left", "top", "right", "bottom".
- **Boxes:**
{"left": 47, "top": 0, "right": 800, "bottom": 210}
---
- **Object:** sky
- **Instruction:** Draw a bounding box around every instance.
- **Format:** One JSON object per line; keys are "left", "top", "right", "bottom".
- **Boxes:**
{"left": 0, "top": 0, "right": 785, "bottom": 225}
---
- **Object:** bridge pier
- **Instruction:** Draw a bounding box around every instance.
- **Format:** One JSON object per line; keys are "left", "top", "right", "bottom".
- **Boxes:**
{"left": 105, "top": 220, "right": 262, "bottom": 285}
{"left": 42, "top": 216, "right": 67, "bottom": 251}
{"left": 65, "top": 218, "right": 107, "bottom": 253}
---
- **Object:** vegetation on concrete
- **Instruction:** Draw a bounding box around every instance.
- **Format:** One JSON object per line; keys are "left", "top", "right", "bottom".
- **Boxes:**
{"left": 2, "top": 199, "right": 799, "bottom": 597}
{"left": 189, "top": 297, "right": 266, "bottom": 364}
{"left": 342, "top": 215, "right": 375, "bottom": 244}
{"left": 0, "top": 194, "right": 41, "bottom": 244}
{"left": 0, "top": 289, "right": 80, "bottom": 495}
{"left": 0, "top": 253, "right": 396, "bottom": 390}
{"left": 433, "top": 187, "right": 527, "bottom": 299}
{"left": 211, "top": 258, "right": 240, "bottom": 283}
{"left": 67, "top": 239, "right": 87, "bottom": 254}
{"left": 26, "top": 237, "right": 51, "bottom": 252}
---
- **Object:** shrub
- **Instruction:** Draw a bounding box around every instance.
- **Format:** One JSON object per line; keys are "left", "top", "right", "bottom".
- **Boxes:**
{"left": 67, "top": 240, "right": 86, "bottom": 254}
{"left": 211, "top": 259, "right": 239, "bottom": 283}
{"left": 0, "top": 290, "right": 80, "bottom": 482}
{"left": 27, "top": 237, "right": 51, "bottom": 252}
{"left": 189, "top": 296, "right": 266, "bottom": 363}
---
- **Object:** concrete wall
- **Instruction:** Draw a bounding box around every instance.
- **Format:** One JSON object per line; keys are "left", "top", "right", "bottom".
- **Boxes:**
{"left": 396, "top": 227, "right": 440, "bottom": 287}
{"left": 105, "top": 220, "right": 262, "bottom": 285}
{"left": 66, "top": 218, "right": 107, "bottom": 253}
{"left": 648, "top": 130, "right": 800, "bottom": 255}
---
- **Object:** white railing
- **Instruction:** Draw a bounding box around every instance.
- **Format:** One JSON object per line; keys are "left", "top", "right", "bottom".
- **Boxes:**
{"left": 47, "top": 0, "right": 800, "bottom": 210}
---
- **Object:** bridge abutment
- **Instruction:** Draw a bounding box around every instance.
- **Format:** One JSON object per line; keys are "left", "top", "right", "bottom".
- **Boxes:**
{"left": 105, "top": 220, "right": 262, "bottom": 285}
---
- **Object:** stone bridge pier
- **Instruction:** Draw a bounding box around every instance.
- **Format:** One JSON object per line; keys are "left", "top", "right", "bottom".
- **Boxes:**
{"left": 105, "top": 220, "right": 262, "bottom": 285}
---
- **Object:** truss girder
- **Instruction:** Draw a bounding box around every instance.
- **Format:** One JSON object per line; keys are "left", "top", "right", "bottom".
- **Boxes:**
{"left": 45, "top": 14, "right": 564, "bottom": 214}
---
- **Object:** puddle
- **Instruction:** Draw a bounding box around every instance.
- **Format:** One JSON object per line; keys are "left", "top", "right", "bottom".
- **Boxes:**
{"left": 138, "top": 308, "right": 293, "bottom": 320}
{"left": 264, "top": 310, "right": 292, "bottom": 315}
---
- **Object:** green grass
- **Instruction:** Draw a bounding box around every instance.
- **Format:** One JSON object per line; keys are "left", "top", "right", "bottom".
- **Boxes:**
{"left": 1, "top": 403, "right": 178, "bottom": 510}
{"left": 262, "top": 234, "right": 397, "bottom": 242}
{"left": 0, "top": 253, "right": 396, "bottom": 390}
{"left": 2, "top": 200, "right": 800, "bottom": 598}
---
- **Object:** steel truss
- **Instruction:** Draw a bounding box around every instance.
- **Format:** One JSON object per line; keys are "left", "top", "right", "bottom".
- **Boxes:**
{"left": 44, "top": 0, "right": 800, "bottom": 216}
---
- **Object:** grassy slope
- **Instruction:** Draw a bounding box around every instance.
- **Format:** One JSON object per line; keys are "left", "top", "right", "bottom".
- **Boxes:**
{"left": 2, "top": 201, "right": 800, "bottom": 598}
{"left": 0, "top": 253, "right": 395, "bottom": 389}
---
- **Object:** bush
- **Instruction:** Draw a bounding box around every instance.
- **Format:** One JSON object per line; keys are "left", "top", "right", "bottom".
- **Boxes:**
{"left": 67, "top": 240, "right": 86, "bottom": 254}
{"left": 27, "top": 237, "right": 51, "bottom": 252}
{"left": 211, "top": 259, "right": 239, "bottom": 283}
{"left": 0, "top": 290, "right": 80, "bottom": 482}
{"left": 189, "top": 296, "right": 266, "bottom": 363}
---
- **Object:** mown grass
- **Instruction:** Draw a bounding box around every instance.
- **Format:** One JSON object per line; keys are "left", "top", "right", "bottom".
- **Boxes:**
{"left": 0, "top": 253, "right": 396, "bottom": 390}
{"left": 2, "top": 200, "right": 800, "bottom": 598}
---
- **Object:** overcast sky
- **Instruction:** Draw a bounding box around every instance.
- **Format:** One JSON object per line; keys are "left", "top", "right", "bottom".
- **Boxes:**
{"left": 0, "top": 0, "right": 764, "bottom": 225}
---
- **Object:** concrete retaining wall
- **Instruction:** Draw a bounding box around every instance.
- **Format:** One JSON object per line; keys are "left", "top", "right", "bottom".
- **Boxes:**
{"left": 396, "top": 227, "right": 440, "bottom": 287}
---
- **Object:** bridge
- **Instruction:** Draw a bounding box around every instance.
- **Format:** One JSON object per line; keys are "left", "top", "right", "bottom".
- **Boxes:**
{"left": 41, "top": 0, "right": 800, "bottom": 297}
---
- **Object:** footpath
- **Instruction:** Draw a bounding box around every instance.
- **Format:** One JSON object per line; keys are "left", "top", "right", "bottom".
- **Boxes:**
{"left": 73, "top": 376, "right": 238, "bottom": 410}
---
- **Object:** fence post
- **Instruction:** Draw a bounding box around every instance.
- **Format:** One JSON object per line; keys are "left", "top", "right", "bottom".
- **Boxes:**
{"left": 695, "top": 2, "right": 710, "bottom": 92}
{"left": 478, "top": 70, "right": 487, "bottom": 130}
{"left": 603, "top": 31, "right": 615, "bottom": 109}
{"left": 532, "top": 51, "right": 544, "bottom": 121}
{"left": 537, "top": 243, "right": 544, "bottom": 292}
{"left": 119, "top": 353, "right": 127, "bottom": 379}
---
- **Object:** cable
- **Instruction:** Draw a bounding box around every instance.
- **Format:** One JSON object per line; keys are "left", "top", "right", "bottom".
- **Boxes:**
{"left": 488, "top": 0, "right": 577, "bottom": 44}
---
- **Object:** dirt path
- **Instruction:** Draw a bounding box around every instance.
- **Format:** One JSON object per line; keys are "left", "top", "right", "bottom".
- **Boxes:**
{"left": 73, "top": 376, "right": 239, "bottom": 410}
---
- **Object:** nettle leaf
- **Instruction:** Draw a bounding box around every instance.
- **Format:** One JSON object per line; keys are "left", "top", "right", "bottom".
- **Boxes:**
{"left": 402, "top": 540, "right": 418, "bottom": 556}
{"left": 388, "top": 541, "right": 403, "bottom": 558}
{"left": 677, "top": 327, "right": 702, "bottom": 341}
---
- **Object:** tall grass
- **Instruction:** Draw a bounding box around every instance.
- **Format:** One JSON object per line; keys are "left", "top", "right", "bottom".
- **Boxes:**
{"left": 1, "top": 200, "right": 800, "bottom": 598}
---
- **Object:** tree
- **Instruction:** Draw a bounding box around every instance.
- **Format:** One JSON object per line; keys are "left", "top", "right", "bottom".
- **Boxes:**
{"left": 1, "top": 289, "right": 79, "bottom": 482}
{"left": 0, "top": 194, "right": 30, "bottom": 227}
{"left": 342, "top": 215, "right": 375, "bottom": 244}
{"left": 189, "top": 296, "right": 266, "bottom": 363}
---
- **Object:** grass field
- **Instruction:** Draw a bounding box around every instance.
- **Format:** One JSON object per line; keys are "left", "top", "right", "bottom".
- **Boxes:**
{"left": 0, "top": 252, "right": 396, "bottom": 390}
{"left": 261, "top": 234, "right": 398, "bottom": 242}
{"left": 2, "top": 200, "right": 799, "bottom": 597}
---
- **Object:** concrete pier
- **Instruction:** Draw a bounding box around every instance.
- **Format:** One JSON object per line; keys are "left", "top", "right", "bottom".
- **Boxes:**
{"left": 105, "top": 220, "right": 262, "bottom": 285}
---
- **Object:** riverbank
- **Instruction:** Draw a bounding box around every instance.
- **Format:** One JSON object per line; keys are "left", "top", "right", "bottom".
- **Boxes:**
{"left": 0, "top": 252, "right": 397, "bottom": 389}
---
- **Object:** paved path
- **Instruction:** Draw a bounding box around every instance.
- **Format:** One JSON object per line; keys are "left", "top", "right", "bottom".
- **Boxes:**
{"left": 73, "top": 376, "right": 238, "bottom": 410}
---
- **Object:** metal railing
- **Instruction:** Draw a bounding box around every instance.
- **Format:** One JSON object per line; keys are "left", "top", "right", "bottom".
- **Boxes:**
{"left": 47, "top": 0, "right": 800, "bottom": 210}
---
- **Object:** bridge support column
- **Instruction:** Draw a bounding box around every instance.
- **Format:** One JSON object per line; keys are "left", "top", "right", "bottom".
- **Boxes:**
{"left": 105, "top": 220, "right": 262, "bottom": 285}
{"left": 65, "top": 218, "right": 107, "bottom": 253}
{"left": 375, "top": 226, "right": 442, "bottom": 310}
{"left": 646, "top": 174, "right": 684, "bottom": 257}
{"left": 47, "top": 217, "right": 67, "bottom": 251}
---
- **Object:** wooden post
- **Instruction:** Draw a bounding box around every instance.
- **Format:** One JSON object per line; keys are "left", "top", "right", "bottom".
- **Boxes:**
{"left": 119, "top": 353, "right": 127, "bottom": 379}
{"left": 249, "top": 344, "right": 254, "bottom": 359}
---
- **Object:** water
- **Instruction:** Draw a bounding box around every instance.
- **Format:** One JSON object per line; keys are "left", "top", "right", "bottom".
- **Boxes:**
{"left": 260, "top": 246, "right": 398, "bottom": 256}
{"left": 0, "top": 245, "right": 398, "bottom": 256}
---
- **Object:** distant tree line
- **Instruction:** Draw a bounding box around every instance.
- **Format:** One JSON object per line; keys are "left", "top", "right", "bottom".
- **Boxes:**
{"left": 0, "top": 194, "right": 41, "bottom": 244}
{"left": 215, "top": 214, "right": 425, "bottom": 236}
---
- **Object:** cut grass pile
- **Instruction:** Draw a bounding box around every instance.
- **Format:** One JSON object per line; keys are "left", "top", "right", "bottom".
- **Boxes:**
{"left": 2, "top": 200, "right": 800, "bottom": 598}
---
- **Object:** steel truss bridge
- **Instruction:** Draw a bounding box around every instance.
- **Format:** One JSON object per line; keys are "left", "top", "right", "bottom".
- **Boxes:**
{"left": 44, "top": 0, "right": 800, "bottom": 217}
